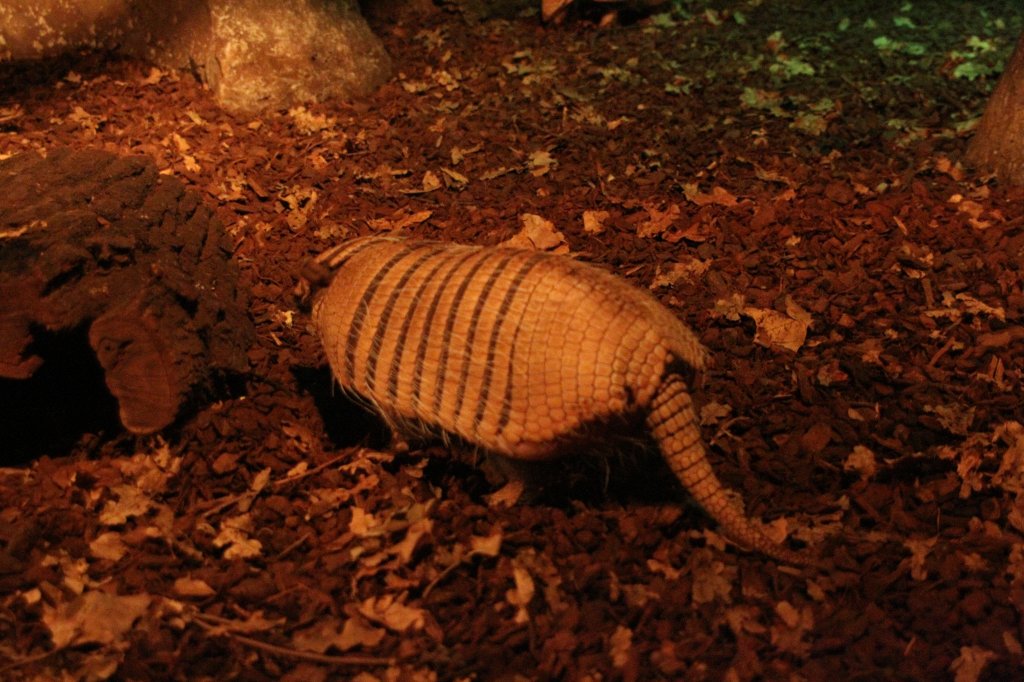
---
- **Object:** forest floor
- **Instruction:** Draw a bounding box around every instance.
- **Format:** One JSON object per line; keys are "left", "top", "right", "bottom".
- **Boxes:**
{"left": 2, "top": 0, "right": 1024, "bottom": 680}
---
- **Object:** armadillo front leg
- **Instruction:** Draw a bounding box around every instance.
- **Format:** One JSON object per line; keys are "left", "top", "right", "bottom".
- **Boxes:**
{"left": 647, "top": 373, "right": 813, "bottom": 566}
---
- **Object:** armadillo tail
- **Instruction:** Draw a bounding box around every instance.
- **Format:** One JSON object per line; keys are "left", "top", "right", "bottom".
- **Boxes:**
{"left": 646, "top": 374, "right": 818, "bottom": 567}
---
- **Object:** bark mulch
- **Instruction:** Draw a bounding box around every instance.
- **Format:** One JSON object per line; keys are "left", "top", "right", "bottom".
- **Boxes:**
{"left": 1, "top": 1, "right": 1023, "bottom": 680}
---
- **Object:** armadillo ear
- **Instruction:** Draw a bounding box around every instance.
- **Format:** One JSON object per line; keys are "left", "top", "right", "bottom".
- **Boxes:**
{"left": 299, "top": 260, "right": 334, "bottom": 289}
{"left": 293, "top": 278, "right": 312, "bottom": 308}
{"left": 294, "top": 259, "right": 335, "bottom": 309}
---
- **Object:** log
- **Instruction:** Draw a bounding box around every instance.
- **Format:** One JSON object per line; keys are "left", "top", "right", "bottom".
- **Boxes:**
{"left": 0, "top": 148, "right": 253, "bottom": 438}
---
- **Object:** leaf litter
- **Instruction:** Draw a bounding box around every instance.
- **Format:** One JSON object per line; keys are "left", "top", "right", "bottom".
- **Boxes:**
{"left": 1, "top": 0, "right": 1024, "bottom": 680}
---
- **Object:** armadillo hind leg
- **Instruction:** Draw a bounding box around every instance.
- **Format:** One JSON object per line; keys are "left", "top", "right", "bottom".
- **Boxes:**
{"left": 646, "top": 373, "right": 815, "bottom": 566}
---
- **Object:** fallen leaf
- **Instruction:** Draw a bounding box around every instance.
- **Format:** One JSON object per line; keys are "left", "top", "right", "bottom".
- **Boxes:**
{"left": 470, "top": 531, "right": 503, "bottom": 557}
{"left": 506, "top": 560, "right": 535, "bottom": 624}
{"left": 582, "top": 209, "right": 610, "bottom": 235}
{"left": 182, "top": 154, "right": 201, "bottom": 173}
{"left": 213, "top": 514, "right": 262, "bottom": 559}
{"left": 713, "top": 293, "right": 746, "bottom": 322}
{"left": 292, "top": 616, "right": 385, "bottom": 653}
{"left": 486, "top": 479, "right": 525, "bottom": 508}
{"left": 501, "top": 213, "right": 569, "bottom": 253}
{"left": 99, "top": 485, "right": 152, "bottom": 526}
{"left": 649, "top": 258, "right": 709, "bottom": 288}
{"left": 89, "top": 532, "right": 128, "bottom": 562}
{"left": 843, "top": 446, "right": 877, "bottom": 481}
{"left": 637, "top": 203, "right": 681, "bottom": 239}
{"left": 609, "top": 625, "right": 633, "bottom": 669}
{"left": 924, "top": 404, "right": 975, "bottom": 436}
{"left": 528, "top": 149, "right": 556, "bottom": 177}
{"left": 251, "top": 467, "right": 272, "bottom": 493}
{"left": 904, "top": 537, "right": 937, "bottom": 581}
{"left": 359, "top": 594, "right": 426, "bottom": 633}
{"left": 949, "top": 645, "right": 996, "bottom": 682}
{"left": 139, "top": 67, "right": 164, "bottom": 85}
{"left": 699, "top": 401, "right": 732, "bottom": 425}
{"left": 440, "top": 167, "right": 469, "bottom": 189}
{"left": 683, "top": 183, "right": 738, "bottom": 206}
{"left": 392, "top": 518, "right": 433, "bottom": 564}
{"left": 743, "top": 306, "right": 809, "bottom": 352}
{"left": 691, "top": 550, "right": 735, "bottom": 605}
{"left": 43, "top": 591, "right": 151, "bottom": 648}
{"left": 646, "top": 558, "right": 681, "bottom": 581}
{"left": 171, "top": 132, "right": 190, "bottom": 153}
{"left": 350, "top": 507, "right": 382, "bottom": 537}
{"left": 400, "top": 170, "right": 441, "bottom": 194}
{"left": 770, "top": 600, "right": 814, "bottom": 657}
{"left": 288, "top": 106, "right": 336, "bottom": 134}
{"left": 450, "top": 143, "right": 482, "bottom": 165}
{"left": 173, "top": 577, "right": 216, "bottom": 598}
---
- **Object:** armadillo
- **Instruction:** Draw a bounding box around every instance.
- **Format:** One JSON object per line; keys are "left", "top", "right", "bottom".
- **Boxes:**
{"left": 305, "top": 235, "right": 813, "bottom": 565}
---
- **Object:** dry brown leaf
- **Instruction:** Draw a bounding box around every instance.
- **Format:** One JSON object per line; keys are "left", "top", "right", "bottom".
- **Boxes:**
{"left": 251, "top": 467, "right": 272, "bottom": 493}
{"left": 582, "top": 209, "right": 610, "bottom": 235}
{"left": 99, "top": 485, "right": 152, "bottom": 526}
{"left": 399, "top": 171, "right": 441, "bottom": 195}
{"left": 683, "top": 183, "right": 739, "bottom": 206}
{"left": 713, "top": 293, "right": 746, "bottom": 321}
{"left": 213, "top": 513, "right": 262, "bottom": 559}
{"left": 336, "top": 616, "right": 387, "bottom": 651}
{"left": 114, "top": 443, "right": 181, "bottom": 493}
{"left": 506, "top": 560, "right": 535, "bottom": 625}
{"left": 770, "top": 600, "right": 814, "bottom": 657}
{"left": 173, "top": 577, "right": 216, "bottom": 598}
{"left": 43, "top": 591, "right": 151, "bottom": 648}
{"left": 646, "top": 558, "right": 681, "bottom": 581}
{"left": 528, "top": 149, "right": 556, "bottom": 177}
{"left": 288, "top": 106, "right": 335, "bottom": 134}
{"left": 89, "top": 532, "right": 128, "bottom": 562}
{"left": 501, "top": 213, "right": 569, "bottom": 253}
{"left": 450, "top": 143, "right": 482, "bottom": 165}
{"left": 485, "top": 478, "right": 525, "bottom": 508}
{"left": 392, "top": 518, "right": 433, "bottom": 564}
{"left": 609, "top": 625, "right": 633, "bottom": 669}
{"left": 440, "top": 167, "right": 469, "bottom": 189}
{"left": 139, "top": 67, "right": 164, "bottom": 85}
{"left": 636, "top": 203, "right": 681, "bottom": 239}
{"left": 470, "top": 531, "right": 503, "bottom": 557}
{"left": 292, "top": 616, "right": 385, "bottom": 653}
{"left": 843, "top": 445, "right": 877, "bottom": 481}
{"left": 649, "top": 258, "right": 709, "bottom": 289}
{"left": 349, "top": 507, "right": 382, "bottom": 537}
{"left": 699, "top": 401, "right": 732, "bottom": 426}
{"left": 743, "top": 306, "right": 809, "bottom": 353}
{"left": 949, "top": 645, "right": 996, "bottom": 682}
{"left": 691, "top": 550, "right": 736, "bottom": 605}
{"left": 358, "top": 594, "right": 427, "bottom": 633}
{"left": 904, "top": 537, "right": 937, "bottom": 581}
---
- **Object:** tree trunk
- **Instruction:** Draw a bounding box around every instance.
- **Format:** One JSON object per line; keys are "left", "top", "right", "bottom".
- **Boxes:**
{"left": 965, "top": 31, "right": 1024, "bottom": 185}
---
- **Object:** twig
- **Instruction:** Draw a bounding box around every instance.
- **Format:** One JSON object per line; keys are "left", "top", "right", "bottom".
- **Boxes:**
{"left": 196, "top": 451, "right": 354, "bottom": 519}
{"left": 422, "top": 557, "right": 467, "bottom": 599}
{"left": 0, "top": 646, "right": 66, "bottom": 675}
{"left": 191, "top": 613, "right": 391, "bottom": 667}
{"left": 271, "top": 532, "right": 311, "bottom": 562}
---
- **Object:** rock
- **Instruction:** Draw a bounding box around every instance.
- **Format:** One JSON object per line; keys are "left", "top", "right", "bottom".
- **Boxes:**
{"left": 0, "top": 0, "right": 392, "bottom": 114}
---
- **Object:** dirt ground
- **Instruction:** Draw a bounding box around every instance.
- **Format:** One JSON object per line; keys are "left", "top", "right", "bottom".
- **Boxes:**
{"left": 2, "top": 1, "right": 1024, "bottom": 679}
